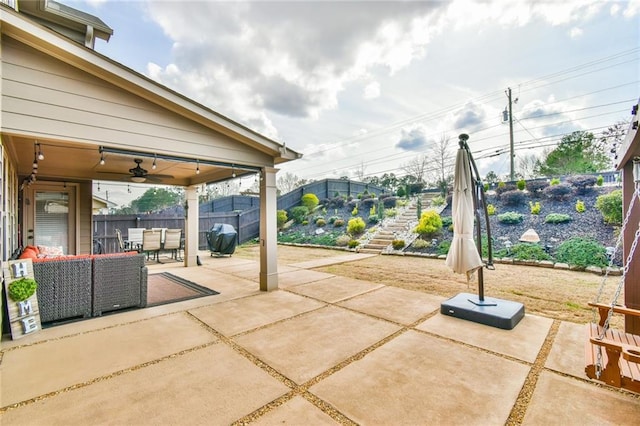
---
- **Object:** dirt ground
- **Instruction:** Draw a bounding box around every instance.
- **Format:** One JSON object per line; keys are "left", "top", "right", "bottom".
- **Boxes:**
{"left": 234, "top": 244, "right": 624, "bottom": 327}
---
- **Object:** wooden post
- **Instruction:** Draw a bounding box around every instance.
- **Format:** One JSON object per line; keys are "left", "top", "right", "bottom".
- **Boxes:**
{"left": 259, "top": 167, "right": 279, "bottom": 291}
{"left": 623, "top": 161, "right": 640, "bottom": 334}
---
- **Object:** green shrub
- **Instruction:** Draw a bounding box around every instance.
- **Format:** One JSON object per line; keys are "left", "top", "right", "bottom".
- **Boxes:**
{"left": 391, "top": 239, "right": 405, "bottom": 250}
{"left": 412, "top": 238, "right": 430, "bottom": 249}
{"left": 509, "top": 243, "right": 552, "bottom": 261}
{"left": 487, "top": 204, "right": 496, "bottom": 215}
{"left": 352, "top": 206, "right": 359, "bottom": 216}
{"left": 483, "top": 183, "right": 489, "bottom": 192}
{"left": 556, "top": 237, "right": 608, "bottom": 268}
{"left": 396, "top": 186, "right": 406, "bottom": 197}
{"left": 334, "top": 219, "right": 345, "bottom": 227}
{"left": 347, "top": 217, "right": 366, "bottom": 236}
{"left": 301, "top": 193, "right": 319, "bottom": 210}
{"left": 575, "top": 200, "right": 585, "bottom": 213}
{"left": 441, "top": 216, "right": 453, "bottom": 228}
{"left": 368, "top": 215, "right": 380, "bottom": 224}
{"left": 290, "top": 206, "right": 309, "bottom": 224}
{"left": 438, "top": 240, "right": 451, "bottom": 255}
{"left": 302, "top": 220, "right": 309, "bottom": 225}
{"left": 277, "top": 210, "right": 288, "bottom": 228}
{"left": 8, "top": 277, "right": 37, "bottom": 302}
{"left": 497, "top": 181, "right": 506, "bottom": 189}
{"left": 385, "top": 208, "right": 397, "bottom": 218}
{"left": 596, "top": 175, "right": 604, "bottom": 186}
{"left": 596, "top": 189, "right": 622, "bottom": 225}
{"left": 529, "top": 201, "right": 541, "bottom": 215}
{"left": 544, "top": 213, "right": 572, "bottom": 224}
{"left": 348, "top": 239, "right": 359, "bottom": 249}
{"left": 431, "top": 195, "right": 445, "bottom": 206}
{"left": 550, "top": 178, "right": 560, "bottom": 186}
{"left": 335, "top": 234, "right": 351, "bottom": 246}
{"left": 316, "top": 218, "right": 326, "bottom": 227}
{"left": 328, "top": 215, "right": 340, "bottom": 224}
{"left": 516, "top": 179, "right": 526, "bottom": 190}
{"left": 415, "top": 210, "right": 443, "bottom": 237}
{"left": 497, "top": 211, "right": 523, "bottom": 224}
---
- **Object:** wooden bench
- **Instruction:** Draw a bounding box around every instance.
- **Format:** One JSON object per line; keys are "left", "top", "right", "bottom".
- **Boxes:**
{"left": 585, "top": 302, "right": 640, "bottom": 393}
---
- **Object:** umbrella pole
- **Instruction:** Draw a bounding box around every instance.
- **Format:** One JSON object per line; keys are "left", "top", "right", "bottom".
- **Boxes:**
{"left": 460, "top": 134, "right": 494, "bottom": 304}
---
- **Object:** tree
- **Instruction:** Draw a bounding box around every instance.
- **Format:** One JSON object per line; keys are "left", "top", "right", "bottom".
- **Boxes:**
{"left": 401, "top": 154, "right": 429, "bottom": 185}
{"left": 277, "top": 172, "right": 307, "bottom": 194}
{"left": 430, "top": 134, "right": 454, "bottom": 195}
{"left": 517, "top": 153, "right": 541, "bottom": 179}
{"left": 535, "top": 131, "right": 609, "bottom": 176}
{"left": 368, "top": 172, "right": 399, "bottom": 191}
{"left": 485, "top": 171, "right": 498, "bottom": 184}
{"left": 598, "top": 120, "right": 629, "bottom": 167}
{"left": 130, "top": 187, "right": 183, "bottom": 213}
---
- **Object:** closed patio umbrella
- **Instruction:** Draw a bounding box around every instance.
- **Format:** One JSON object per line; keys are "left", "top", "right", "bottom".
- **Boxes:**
{"left": 440, "top": 134, "right": 524, "bottom": 330}
{"left": 445, "top": 146, "right": 483, "bottom": 281}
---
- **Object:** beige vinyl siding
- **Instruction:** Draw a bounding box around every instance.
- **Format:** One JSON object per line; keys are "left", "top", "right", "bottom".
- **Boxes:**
{"left": 79, "top": 181, "right": 92, "bottom": 254}
{"left": 1, "top": 37, "right": 272, "bottom": 167}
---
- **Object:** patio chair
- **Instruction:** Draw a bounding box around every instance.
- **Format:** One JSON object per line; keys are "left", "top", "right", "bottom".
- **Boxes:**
{"left": 141, "top": 229, "right": 162, "bottom": 262}
{"left": 163, "top": 228, "right": 182, "bottom": 261}
{"left": 127, "top": 228, "right": 145, "bottom": 251}
{"left": 116, "top": 229, "right": 138, "bottom": 253}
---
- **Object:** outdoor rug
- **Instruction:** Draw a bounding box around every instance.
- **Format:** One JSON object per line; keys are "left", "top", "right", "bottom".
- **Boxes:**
{"left": 147, "top": 273, "right": 219, "bottom": 307}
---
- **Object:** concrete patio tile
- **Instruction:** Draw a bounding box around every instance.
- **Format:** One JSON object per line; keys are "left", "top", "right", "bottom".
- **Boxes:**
{"left": 546, "top": 321, "right": 589, "bottom": 379}
{"left": 252, "top": 396, "right": 338, "bottom": 425}
{"left": 190, "top": 290, "right": 326, "bottom": 336}
{"left": 288, "top": 253, "right": 377, "bottom": 269}
{"left": 310, "top": 330, "right": 529, "bottom": 425}
{"left": 1, "top": 313, "right": 215, "bottom": 407}
{"left": 417, "top": 313, "right": 553, "bottom": 363}
{"left": 0, "top": 344, "right": 290, "bottom": 425}
{"left": 234, "top": 305, "right": 401, "bottom": 384}
{"left": 287, "top": 276, "right": 384, "bottom": 303}
{"left": 522, "top": 371, "right": 640, "bottom": 425}
{"left": 213, "top": 262, "right": 260, "bottom": 276}
{"left": 277, "top": 269, "right": 336, "bottom": 287}
{"left": 338, "top": 286, "right": 444, "bottom": 325}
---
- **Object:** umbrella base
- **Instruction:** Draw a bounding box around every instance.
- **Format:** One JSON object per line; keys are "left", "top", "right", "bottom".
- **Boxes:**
{"left": 441, "top": 292, "right": 525, "bottom": 330}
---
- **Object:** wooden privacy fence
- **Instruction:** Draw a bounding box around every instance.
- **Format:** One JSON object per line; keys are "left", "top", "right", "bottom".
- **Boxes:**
{"left": 93, "top": 179, "right": 389, "bottom": 254}
{"left": 92, "top": 211, "right": 255, "bottom": 254}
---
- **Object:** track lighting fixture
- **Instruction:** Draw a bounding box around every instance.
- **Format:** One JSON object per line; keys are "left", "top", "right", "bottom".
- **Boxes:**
{"left": 232, "top": 164, "right": 236, "bottom": 178}
{"left": 196, "top": 159, "right": 200, "bottom": 175}
{"left": 152, "top": 154, "right": 157, "bottom": 170}
{"left": 100, "top": 152, "right": 105, "bottom": 165}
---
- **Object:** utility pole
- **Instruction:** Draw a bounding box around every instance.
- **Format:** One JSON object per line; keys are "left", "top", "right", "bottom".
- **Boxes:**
{"left": 506, "top": 87, "right": 515, "bottom": 182}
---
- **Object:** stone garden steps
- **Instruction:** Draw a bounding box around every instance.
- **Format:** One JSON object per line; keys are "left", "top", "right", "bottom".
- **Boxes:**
{"left": 359, "top": 194, "right": 436, "bottom": 253}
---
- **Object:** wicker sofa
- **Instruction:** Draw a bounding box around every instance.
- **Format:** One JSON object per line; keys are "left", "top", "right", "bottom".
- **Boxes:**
{"left": 31, "top": 252, "right": 148, "bottom": 323}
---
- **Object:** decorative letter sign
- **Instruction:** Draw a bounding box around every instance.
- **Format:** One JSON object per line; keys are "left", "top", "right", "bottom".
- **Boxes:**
{"left": 2, "top": 259, "right": 42, "bottom": 340}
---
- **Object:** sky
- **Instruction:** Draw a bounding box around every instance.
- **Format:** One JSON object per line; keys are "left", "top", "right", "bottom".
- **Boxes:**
{"left": 69, "top": 0, "right": 640, "bottom": 206}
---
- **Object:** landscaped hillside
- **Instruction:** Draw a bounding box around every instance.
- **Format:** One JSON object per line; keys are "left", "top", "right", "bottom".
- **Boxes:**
{"left": 276, "top": 177, "right": 623, "bottom": 268}
{"left": 406, "top": 180, "right": 622, "bottom": 267}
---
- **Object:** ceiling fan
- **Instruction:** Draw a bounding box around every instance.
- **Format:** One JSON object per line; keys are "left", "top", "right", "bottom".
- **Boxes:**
{"left": 96, "top": 158, "right": 174, "bottom": 183}
{"left": 127, "top": 158, "right": 173, "bottom": 183}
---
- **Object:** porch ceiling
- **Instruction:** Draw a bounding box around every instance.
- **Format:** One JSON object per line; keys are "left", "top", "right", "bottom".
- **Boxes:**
{"left": 4, "top": 135, "right": 257, "bottom": 187}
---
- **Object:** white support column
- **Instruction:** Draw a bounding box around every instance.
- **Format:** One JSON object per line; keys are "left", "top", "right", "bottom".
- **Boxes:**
{"left": 184, "top": 185, "right": 199, "bottom": 267}
{"left": 259, "top": 167, "right": 279, "bottom": 291}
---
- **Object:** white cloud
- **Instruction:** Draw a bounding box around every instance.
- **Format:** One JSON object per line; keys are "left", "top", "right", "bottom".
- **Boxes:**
{"left": 569, "top": 27, "right": 584, "bottom": 39}
{"left": 363, "top": 81, "right": 381, "bottom": 100}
